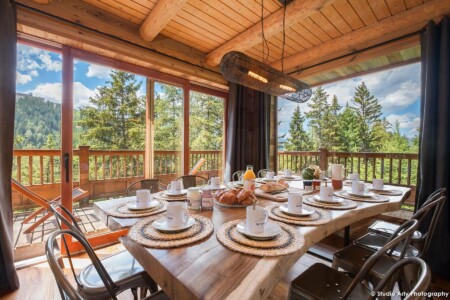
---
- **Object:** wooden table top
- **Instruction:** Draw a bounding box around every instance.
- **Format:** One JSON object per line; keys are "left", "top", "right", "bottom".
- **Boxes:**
{"left": 95, "top": 184, "right": 410, "bottom": 300}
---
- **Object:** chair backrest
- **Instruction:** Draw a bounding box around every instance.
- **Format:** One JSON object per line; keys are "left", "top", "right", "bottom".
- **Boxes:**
{"left": 126, "top": 179, "right": 160, "bottom": 196}
{"left": 232, "top": 170, "right": 245, "bottom": 181}
{"left": 343, "top": 219, "right": 419, "bottom": 299}
{"left": 257, "top": 169, "right": 273, "bottom": 178}
{"left": 370, "top": 257, "right": 431, "bottom": 300}
{"left": 11, "top": 178, "right": 50, "bottom": 208}
{"left": 49, "top": 203, "right": 84, "bottom": 234}
{"left": 177, "top": 175, "right": 208, "bottom": 189}
{"left": 46, "top": 229, "right": 119, "bottom": 300}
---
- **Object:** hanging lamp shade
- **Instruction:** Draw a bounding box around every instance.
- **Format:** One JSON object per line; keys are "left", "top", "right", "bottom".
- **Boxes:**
{"left": 220, "top": 51, "right": 312, "bottom": 103}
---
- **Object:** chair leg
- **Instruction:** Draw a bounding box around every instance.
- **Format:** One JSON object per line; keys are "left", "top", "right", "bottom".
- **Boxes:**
{"left": 140, "top": 287, "right": 148, "bottom": 299}
{"left": 131, "top": 288, "right": 138, "bottom": 300}
{"left": 22, "top": 207, "right": 47, "bottom": 224}
{"left": 331, "top": 259, "right": 338, "bottom": 270}
{"left": 23, "top": 211, "right": 53, "bottom": 234}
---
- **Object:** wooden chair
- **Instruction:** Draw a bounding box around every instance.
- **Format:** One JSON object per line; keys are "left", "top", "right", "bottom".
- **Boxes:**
{"left": 189, "top": 158, "right": 205, "bottom": 175}
{"left": 126, "top": 179, "right": 164, "bottom": 196}
{"left": 11, "top": 179, "right": 88, "bottom": 234}
{"left": 176, "top": 175, "right": 208, "bottom": 189}
{"left": 257, "top": 169, "right": 273, "bottom": 178}
{"left": 232, "top": 170, "right": 245, "bottom": 181}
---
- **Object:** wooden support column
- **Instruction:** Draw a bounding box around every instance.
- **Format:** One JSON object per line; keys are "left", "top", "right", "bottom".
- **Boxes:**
{"left": 319, "top": 148, "right": 328, "bottom": 172}
{"left": 145, "top": 79, "right": 155, "bottom": 179}
{"left": 183, "top": 84, "right": 190, "bottom": 175}
{"left": 78, "top": 146, "right": 90, "bottom": 192}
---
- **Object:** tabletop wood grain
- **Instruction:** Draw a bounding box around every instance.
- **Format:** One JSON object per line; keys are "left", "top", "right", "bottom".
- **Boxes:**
{"left": 95, "top": 184, "right": 410, "bottom": 300}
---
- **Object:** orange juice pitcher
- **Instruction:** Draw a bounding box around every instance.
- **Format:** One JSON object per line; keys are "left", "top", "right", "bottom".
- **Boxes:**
{"left": 243, "top": 165, "right": 256, "bottom": 192}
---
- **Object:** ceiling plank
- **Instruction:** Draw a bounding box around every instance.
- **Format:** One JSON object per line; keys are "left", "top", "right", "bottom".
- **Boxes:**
{"left": 204, "top": 0, "right": 333, "bottom": 66}
{"left": 30, "top": 0, "right": 51, "bottom": 3}
{"left": 140, "top": 0, "right": 188, "bottom": 42}
{"left": 272, "top": 0, "right": 450, "bottom": 72}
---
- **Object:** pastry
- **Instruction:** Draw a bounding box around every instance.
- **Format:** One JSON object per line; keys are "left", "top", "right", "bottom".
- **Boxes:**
{"left": 259, "top": 179, "right": 289, "bottom": 193}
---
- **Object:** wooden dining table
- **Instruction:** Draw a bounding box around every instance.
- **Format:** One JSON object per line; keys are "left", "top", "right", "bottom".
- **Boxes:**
{"left": 94, "top": 183, "right": 410, "bottom": 300}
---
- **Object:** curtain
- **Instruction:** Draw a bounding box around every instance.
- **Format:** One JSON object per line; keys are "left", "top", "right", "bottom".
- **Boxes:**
{"left": 225, "top": 83, "right": 273, "bottom": 181}
{"left": 416, "top": 16, "right": 450, "bottom": 279}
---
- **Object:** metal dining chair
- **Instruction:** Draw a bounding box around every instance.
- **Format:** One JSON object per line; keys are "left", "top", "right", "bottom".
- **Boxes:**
{"left": 288, "top": 219, "right": 419, "bottom": 300}
{"left": 257, "top": 169, "right": 273, "bottom": 178}
{"left": 46, "top": 229, "right": 169, "bottom": 300}
{"left": 48, "top": 203, "right": 158, "bottom": 300}
{"left": 176, "top": 175, "right": 208, "bottom": 189}
{"left": 127, "top": 179, "right": 164, "bottom": 196}
{"left": 232, "top": 170, "right": 245, "bottom": 181}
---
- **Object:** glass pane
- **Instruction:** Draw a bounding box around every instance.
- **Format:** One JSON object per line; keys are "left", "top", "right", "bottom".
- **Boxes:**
{"left": 189, "top": 91, "right": 224, "bottom": 179}
{"left": 153, "top": 82, "right": 184, "bottom": 183}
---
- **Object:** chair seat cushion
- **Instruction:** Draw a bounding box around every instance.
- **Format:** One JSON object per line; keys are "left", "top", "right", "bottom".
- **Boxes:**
{"left": 290, "top": 263, "right": 372, "bottom": 300}
{"left": 368, "top": 220, "right": 423, "bottom": 240}
{"left": 354, "top": 233, "right": 420, "bottom": 258}
{"left": 79, "top": 250, "right": 145, "bottom": 289}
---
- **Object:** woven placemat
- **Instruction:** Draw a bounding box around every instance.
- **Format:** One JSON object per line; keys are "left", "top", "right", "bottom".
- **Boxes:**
{"left": 368, "top": 188, "right": 403, "bottom": 196}
{"left": 303, "top": 196, "right": 358, "bottom": 210}
{"left": 216, "top": 219, "right": 304, "bottom": 257}
{"left": 107, "top": 199, "right": 167, "bottom": 218}
{"left": 129, "top": 215, "right": 213, "bottom": 248}
{"left": 334, "top": 191, "right": 389, "bottom": 203}
{"left": 267, "top": 204, "right": 331, "bottom": 226}
{"left": 153, "top": 191, "right": 187, "bottom": 201}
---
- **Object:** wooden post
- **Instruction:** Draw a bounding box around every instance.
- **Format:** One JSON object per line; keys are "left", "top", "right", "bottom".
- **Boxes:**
{"left": 319, "top": 148, "right": 328, "bottom": 172}
{"left": 78, "top": 145, "right": 90, "bottom": 194}
{"left": 183, "top": 83, "right": 190, "bottom": 175}
{"left": 145, "top": 78, "right": 155, "bottom": 179}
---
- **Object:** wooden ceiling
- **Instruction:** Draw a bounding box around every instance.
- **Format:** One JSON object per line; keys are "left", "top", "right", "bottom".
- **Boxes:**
{"left": 15, "top": 0, "right": 450, "bottom": 88}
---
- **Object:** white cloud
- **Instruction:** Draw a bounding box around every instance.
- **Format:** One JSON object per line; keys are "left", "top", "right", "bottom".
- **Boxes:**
{"left": 29, "top": 70, "right": 39, "bottom": 77}
{"left": 24, "top": 82, "right": 96, "bottom": 107}
{"left": 16, "top": 71, "right": 32, "bottom": 85}
{"left": 38, "top": 52, "right": 62, "bottom": 72}
{"left": 386, "top": 113, "right": 420, "bottom": 137}
{"left": 86, "top": 64, "right": 112, "bottom": 79}
{"left": 17, "top": 44, "right": 62, "bottom": 73}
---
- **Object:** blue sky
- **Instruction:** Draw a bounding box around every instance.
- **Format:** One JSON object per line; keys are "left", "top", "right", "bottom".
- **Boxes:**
{"left": 16, "top": 43, "right": 421, "bottom": 138}
{"left": 278, "top": 62, "right": 421, "bottom": 138}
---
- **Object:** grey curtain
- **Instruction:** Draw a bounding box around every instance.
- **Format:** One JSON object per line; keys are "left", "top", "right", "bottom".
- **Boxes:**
{"left": 416, "top": 16, "right": 450, "bottom": 279}
{"left": 0, "top": 0, "right": 19, "bottom": 294}
{"left": 225, "top": 83, "right": 272, "bottom": 181}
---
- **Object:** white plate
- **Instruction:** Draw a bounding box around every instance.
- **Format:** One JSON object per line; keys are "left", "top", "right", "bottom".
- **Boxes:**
{"left": 347, "top": 191, "right": 374, "bottom": 198}
{"left": 313, "top": 195, "right": 343, "bottom": 204}
{"left": 127, "top": 200, "right": 160, "bottom": 211}
{"left": 152, "top": 216, "right": 195, "bottom": 233}
{"left": 164, "top": 189, "right": 188, "bottom": 196}
{"left": 236, "top": 221, "right": 281, "bottom": 241}
{"left": 279, "top": 204, "right": 315, "bottom": 217}
{"left": 214, "top": 200, "right": 253, "bottom": 208}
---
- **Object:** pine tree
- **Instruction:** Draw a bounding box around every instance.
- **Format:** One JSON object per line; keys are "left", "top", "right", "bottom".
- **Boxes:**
{"left": 305, "top": 86, "right": 329, "bottom": 149}
{"left": 285, "top": 106, "right": 310, "bottom": 151}
{"left": 321, "top": 95, "right": 341, "bottom": 150}
{"left": 78, "top": 70, "right": 146, "bottom": 150}
{"left": 350, "top": 82, "right": 384, "bottom": 151}
{"left": 337, "top": 103, "right": 360, "bottom": 152}
{"left": 382, "top": 120, "right": 410, "bottom": 153}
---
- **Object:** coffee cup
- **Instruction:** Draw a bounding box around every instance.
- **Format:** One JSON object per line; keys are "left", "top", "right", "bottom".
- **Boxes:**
{"left": 167, "top": 180, "right": 182, "bottom": 194}
{"left": 266, "top": 171, "right": 275, "bottom": 180}
{"left": 284, "top": 169, "right": 293, "bottom": 177}
{"left": 373, "top": 179, "right": 384, "bottom": 190}
{"left": 246, "top": 205, "right": 268, "bottom": 235}
{"left": 136, "top": 189, "right": 151, "bottom": 208}
{"left": 352, "top": 181, "right": 365, "bottom": 195}
{"left": 320, "top": 186, "right": 334, "bottom": 201}
{"left": 166, "top": 202, "right": 189, "bottom": 228}
{"left": 349, "top": 173, "right": 359, "bottom": 181}
{"left": 208, "top": 177, "right": 221, "bottom": 188}
{"left": 288, "top": 191, "right": 303, "bottom": 213}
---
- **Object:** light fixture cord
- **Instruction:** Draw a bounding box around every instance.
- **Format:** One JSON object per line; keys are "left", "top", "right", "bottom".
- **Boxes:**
{"left": 261, "top": 0, "right": 270, "bottom": 63}
{"left": 281, "top": 1, "right": 287, "bottom": 73}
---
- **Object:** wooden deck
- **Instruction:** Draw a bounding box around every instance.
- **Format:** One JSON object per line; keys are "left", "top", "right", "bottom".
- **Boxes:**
{"left": 13, "top": 203, "right": 109, "bottom": 262}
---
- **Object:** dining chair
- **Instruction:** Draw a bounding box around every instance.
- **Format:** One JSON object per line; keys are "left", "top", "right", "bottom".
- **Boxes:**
{"left": 48, "top": 203, "right": 158, "bottom": 300}
{"left": 232, "top": 170, "right": 245, "bottom": 181}
{"left": 11, "top": 178, "right": 88, "bottom": 234}
{"left": 127, "top": 179, "right": 165, "bottom": 196}
{"left": 257, "top": 169, "right": 273, "bottom": 178}
{"left": 176, "top": 175, "right": 208, "bottom": 189}
{"left": 46, "top": 229, "right": 169, "bottom": 300}
{"left": 288, "top": 219, "right": 419, "bottom": 300}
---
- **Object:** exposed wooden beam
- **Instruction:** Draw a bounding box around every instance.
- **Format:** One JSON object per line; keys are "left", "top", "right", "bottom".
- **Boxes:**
{"left": 291, "top": 34, "right": 420, "bottom": 80}
{"left": 16, "top": 8, "right": 228, "bottom": 89}
{"left": 273, "top": 0, "right": 450, "bottom": 72}
{"left": 30, "top": 0, "right": 50, "bottom": 3}
{"left": 204, "top": 0, "right": 333, "bottom": 67}
{"left": 140, "top": 0, "right": 188, "bottom": 42}
{"left": 14, "top": 0, "right": 215, "bottom": 72}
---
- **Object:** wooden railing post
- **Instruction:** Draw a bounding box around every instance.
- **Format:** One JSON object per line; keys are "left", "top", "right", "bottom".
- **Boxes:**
{"left": 78, "top": 146, "right": 90, "bottom": 198}
{"left": 319, "top": 148, "right": 328, "bottom": 171}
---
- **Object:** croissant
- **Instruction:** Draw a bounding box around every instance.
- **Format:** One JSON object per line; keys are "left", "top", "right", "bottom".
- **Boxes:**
{"left": 260, "top": 180, "right": 289, "bottom": 192}
{"left": 218, "top": 191, "right": 237, "bottom": 205}
{"left": 237, "top": 189, "right": 252, "bottom": 202}
{"left": 239, "top": 194, "right": 255, "bottom": 205}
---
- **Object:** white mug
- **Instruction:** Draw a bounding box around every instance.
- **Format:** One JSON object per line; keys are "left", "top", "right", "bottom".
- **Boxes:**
{"left": 167, "top": 180, "right": 182, "bottom": 194}
{"left": 349, "top": 173, "right": 359, "bottom": 181}
{"left": 136, "top": 189, "right": 151, "bottom": 208}
{"left": 284, "top": 169, "right": 293, "bottom": 177}
{"left": 166, "top": 202, "right": 189, "bottom": 228}
{"left": 320, "top": 186, "right": 334, "bottom": 201}
{"left": 288, "top": 191, "right": 303, "bottom": 213}
{"left": 352, "top": 181, "right": 365, "bottom": 195}
{"left": 246, "top": 206, "right": 268, "bottom": 235}
{"left": 373, "top": 179, "right": 384, "bottom": 190}
{"left": 266, "top": 171, "right": 275, "bottom": 180}
{"left": 208, "top": 177, "right": 221, "bottom": 188}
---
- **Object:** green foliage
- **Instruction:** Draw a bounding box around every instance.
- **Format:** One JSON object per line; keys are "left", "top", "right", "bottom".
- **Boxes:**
{"left": 77, "top": 70, "right": 146, "bottom": 150}
{"left": 285, "top": 106, "right": 310, "bottom": 151}
{"left": 305, "top": 87, "right": 329, "bottom": 149}
{"left": 337, "top": 103, "right": 360, "bottom": 152}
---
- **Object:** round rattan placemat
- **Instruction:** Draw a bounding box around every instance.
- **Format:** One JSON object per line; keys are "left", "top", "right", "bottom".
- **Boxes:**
{"left": 153, "top": 191, "right": 187, "bottom": 201}
{"left": 267, "top": 204, "right": 331, "bottom": 226}
{"left": 129, "top": 215, "right": 213, "bottom": 248}
{"left": 216, "top": 219, "right": 304, "bottom": 257}
{"left": 107, "top": 199, "right": 167, "bottom": 218}
{"left": 334, "top": 191, "right": 389, "bottom": 203}
{"left": 303, "top": 196, "right": 358, "bottom": 210}
{"left": 367, "top": 188, "right": 403, "bottom": 196}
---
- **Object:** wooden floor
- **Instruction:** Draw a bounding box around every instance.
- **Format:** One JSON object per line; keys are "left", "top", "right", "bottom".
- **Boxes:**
{"left": 13, "top": 204, "right": 109, "bottom": 262}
